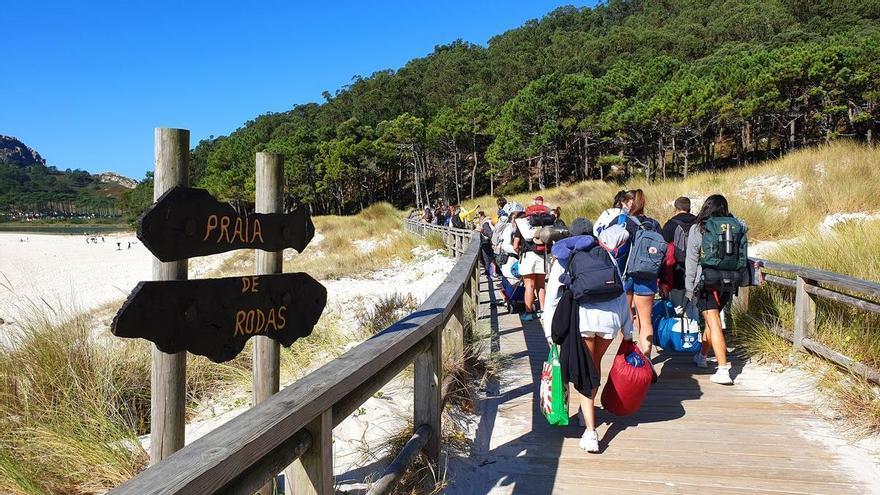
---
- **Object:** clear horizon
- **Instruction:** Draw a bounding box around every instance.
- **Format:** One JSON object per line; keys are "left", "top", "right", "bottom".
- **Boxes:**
{"left": 2, "top": 1, "right": 594, "bottom": 180}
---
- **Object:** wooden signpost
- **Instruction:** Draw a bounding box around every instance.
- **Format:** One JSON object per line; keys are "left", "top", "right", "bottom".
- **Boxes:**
{"left": 111, "top": 273, "right": 326, "bottom": 363}
{"left": 117, "top": 129, "right": 327, "bottom": 471}
{"left": 137, "top": 186, "right": 315, "bottom": 262}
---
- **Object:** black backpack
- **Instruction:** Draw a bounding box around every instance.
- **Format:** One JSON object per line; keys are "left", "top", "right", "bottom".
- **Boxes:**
{"left": 528, "top": 212, "right": 555, "bottom": 227}
{"left": 671, "top": 218, "right": 694, "bottom": 266}
{"left": 566, "top": 245, "right": 624, "bottom": 303}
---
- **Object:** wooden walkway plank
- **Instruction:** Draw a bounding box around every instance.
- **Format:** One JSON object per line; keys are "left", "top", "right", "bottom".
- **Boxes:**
{"left": 445, "top": 275, "right": 873, "bottom": 495}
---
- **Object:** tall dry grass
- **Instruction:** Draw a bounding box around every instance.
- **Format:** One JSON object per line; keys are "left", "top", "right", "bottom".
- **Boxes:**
{"left": 473, "top": 142, "right": 880, "bottom": 241}
{"left": 732, "top": 220, "right": 880, "bottom": 433}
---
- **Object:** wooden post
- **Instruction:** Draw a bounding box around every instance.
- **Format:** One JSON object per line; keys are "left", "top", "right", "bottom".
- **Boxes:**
{"left": 733, "top": 286, "right": 750, "bottom": 313}
{"left": 150, "top": 128, "right": 189, "bottom": 464}
{"left": 794, "top": 276, "right": 816, "bottom": 352}
{"left": 254, "top": 152, "right": 283, "bottom": 494}
{"left": 287, "top": 409, "right": 333, "bottom": 495}
{"left": 444, "top": 298, "right": 465, "bottom": 364}
{"left": 414, "top": 329, "right": 442, "bottom": 466}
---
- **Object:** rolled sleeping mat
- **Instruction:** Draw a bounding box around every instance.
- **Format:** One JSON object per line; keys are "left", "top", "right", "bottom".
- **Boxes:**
{"left": 539, "top": 226, "right": 570, "bottom": 244}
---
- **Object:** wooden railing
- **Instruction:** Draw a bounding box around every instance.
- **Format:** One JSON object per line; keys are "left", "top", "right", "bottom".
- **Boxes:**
{"left": 110, "top": 219, "right": 480, "bottom": 495}
{"left": 744, "top": 257, "right": 880, "bottom": 384}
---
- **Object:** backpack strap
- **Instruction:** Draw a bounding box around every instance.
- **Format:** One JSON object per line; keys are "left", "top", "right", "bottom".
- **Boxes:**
{"left": 597, "top": 239, "right": 625, "bottom": 280}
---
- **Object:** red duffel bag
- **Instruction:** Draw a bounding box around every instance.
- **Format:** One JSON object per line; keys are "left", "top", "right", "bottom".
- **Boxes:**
{"left": 601, "top": 340, "right": 654, "bottom": 416}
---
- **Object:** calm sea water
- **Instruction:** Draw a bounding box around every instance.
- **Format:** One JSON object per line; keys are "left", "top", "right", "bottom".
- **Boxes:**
{"left": 0, "top": 224, "right": 129, "bottom": 235}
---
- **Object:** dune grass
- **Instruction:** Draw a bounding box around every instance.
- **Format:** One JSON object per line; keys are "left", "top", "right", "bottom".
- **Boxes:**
{"left": 470, "top": 142, "right": 880, "bottom": 241}
{"left": 731, "top": 219, "right": 880, "bottom": 433}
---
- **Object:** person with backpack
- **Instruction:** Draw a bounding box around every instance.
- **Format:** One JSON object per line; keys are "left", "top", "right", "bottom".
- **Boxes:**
{"left": 685, "top": 194, "right": 748, "bottom": 385}
{"left": 542, "top": 218, "right": 633, "bottom": 453}
{"left": 618, "top": 189, "right": 665, "bottom": 358}
{"left": 476, "top": 211, "right": 496, "bottom": 278}
{"left": 513, "top": 201, "right": 553, "bottom": 321}
{"left": 660, "top": 196, "right": 697, "bottom": 295}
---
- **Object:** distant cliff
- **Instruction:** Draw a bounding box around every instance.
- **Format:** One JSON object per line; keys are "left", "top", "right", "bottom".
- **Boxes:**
{"left": 0, "top": 135, "right": 46, "bottom": 167}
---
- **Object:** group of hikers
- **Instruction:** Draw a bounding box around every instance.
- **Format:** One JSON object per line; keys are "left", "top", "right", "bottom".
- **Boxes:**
{"left": 426, "top": 190, "right": 752, "bottom": 453}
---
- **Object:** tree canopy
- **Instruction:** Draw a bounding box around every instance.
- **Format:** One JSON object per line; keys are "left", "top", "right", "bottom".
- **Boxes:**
{"left": 190, "top": 0, "right": 880, "bottom": 213}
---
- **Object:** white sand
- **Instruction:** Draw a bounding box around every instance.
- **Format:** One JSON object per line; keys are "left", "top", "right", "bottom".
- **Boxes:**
{"left": 0, "top": 232, "right": 252, "bottom": 329}
{"left": 0, "top": 232, "right": 150, "bottom": 326}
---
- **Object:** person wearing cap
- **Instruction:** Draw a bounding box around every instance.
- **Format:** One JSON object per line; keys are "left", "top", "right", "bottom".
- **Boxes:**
{"left": 525, "top": 195, "right": 550, "bottom": 217}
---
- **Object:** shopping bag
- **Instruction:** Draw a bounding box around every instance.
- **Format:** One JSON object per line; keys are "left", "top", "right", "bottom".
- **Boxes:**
{"left": 540, "top": 345, "right": 569, "bottom": 426}
{"left": 601, "top": 340, "right": 653, "bottom": 416}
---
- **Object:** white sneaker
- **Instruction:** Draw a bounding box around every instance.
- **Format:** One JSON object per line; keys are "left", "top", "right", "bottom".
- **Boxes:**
{"left": 579, "top": 429, "right": 599, "bottom": 453}
{"left": 693, "top": 353, "right": 708, "bottom": 368}
{"left": 710, "top": 364, "right": 734, "bottom": 385}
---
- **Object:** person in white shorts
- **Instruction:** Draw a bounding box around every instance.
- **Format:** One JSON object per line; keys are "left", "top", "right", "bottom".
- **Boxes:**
{"left": 541, "top": 218, "right": 633, "bottom": 453}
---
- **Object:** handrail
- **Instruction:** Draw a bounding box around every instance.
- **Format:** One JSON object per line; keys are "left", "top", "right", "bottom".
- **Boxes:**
{"left": 110, "top": 219, "right": 480, "bottom": 495}
{"left": 746, "top": 257, "right": 880, "bottom": 384}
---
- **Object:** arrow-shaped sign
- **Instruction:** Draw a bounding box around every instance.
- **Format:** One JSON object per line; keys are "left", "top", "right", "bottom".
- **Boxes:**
{"left": 111, "top": 273, "right": 327, "bottom": 363}
{"left": 137, "top": 186, "right": 315, "bottom": 262}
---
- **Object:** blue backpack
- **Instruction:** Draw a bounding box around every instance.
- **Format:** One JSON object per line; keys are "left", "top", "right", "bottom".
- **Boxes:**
{"left": 652, "top": 300, "right": 701, "bottom": 353}
{"left": 625, "top": 217, "right": 667, "bottom": 279}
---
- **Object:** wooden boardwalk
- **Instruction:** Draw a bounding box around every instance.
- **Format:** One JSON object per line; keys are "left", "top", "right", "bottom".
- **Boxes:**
{"left": 446, "top": 275, "right": 871, "bottom": 494}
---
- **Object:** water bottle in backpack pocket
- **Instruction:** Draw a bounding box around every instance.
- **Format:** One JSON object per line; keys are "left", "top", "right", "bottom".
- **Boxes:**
{"left": 700, "top": 216, "right": 749, "bottom": 292}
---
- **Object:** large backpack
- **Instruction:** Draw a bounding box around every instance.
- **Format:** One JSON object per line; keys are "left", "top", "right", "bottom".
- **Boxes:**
{"left": 566, "top": 244, "right": 624, "bottom": 303}
{"left": 625, "top": 217, "right": 667, "bottom": 279}
{"left": 700, "top": 216, "right": 749, "bottom": 291}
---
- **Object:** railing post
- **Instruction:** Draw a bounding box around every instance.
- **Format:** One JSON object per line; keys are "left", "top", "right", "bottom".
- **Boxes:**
{"left": 794, "top": 275, "right": 816, "bottom": 352}
{"left": 733, "top": 286, "right": 750, "bottom": 313}
{"left": 414, "top": 329, "right": 442, "bottom": 467}
{"left": 287, "top": 409, "right": 333, "bottom": 495}
{"left": 150, "top": 127, "right": 189, "bottom": 464}
{"left": 444, "top": 297, "right": 465, "bottom": 364}
{"left": 254, "top": 152, "right": 283, "bottom": 495}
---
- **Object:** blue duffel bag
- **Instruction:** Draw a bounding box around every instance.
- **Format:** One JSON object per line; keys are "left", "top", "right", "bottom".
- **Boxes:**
{"left": 652, "top": 300, "right": 702, "bottom": 353}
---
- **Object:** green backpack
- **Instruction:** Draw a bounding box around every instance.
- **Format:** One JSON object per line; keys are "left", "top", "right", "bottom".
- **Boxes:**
{"left": 700, "top": 216, "right": 748, "bottom": 271}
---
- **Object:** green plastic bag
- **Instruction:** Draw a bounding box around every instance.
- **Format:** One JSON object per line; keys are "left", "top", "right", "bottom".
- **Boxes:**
{"left": 540, "top": 345, "right": 569, "bottom": 426}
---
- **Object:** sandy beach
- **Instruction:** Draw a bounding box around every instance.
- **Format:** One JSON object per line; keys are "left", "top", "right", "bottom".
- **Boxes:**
{"left": 0, "top": 232, "right": 151, "bottom": 326}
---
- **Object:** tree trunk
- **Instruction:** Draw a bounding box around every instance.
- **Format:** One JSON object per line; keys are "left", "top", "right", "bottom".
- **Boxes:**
{"left": 554, "top": 147, "right": 560, "bottom": 188}
{"left": 868, "top": 127, "right": 874, "bottom": 148}
{"left": 470, "top": 133, "right": 479, "bottom": 200}
{"left": 453, "top": 150, "right": 461, "bottom": 204}
{"left": 659, "top": 136, "right": 666, "bottom": 180}
{"left": 683, "top": 141, "right": 689, "bottom": 179}
{"left": 671, "top": 136, "right": 677, "bottom": 177}
{"left": 583, "top": 135, "right": 590, "bottom": 179}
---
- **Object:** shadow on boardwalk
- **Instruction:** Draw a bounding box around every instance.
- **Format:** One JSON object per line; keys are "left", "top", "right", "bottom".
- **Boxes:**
{"left": 446, "top": 275, "right": 863, "bottom": 494}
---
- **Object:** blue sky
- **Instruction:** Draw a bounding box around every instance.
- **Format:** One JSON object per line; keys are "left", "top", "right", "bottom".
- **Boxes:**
{"left": 1, "top": 1, "right": 594, "bottom": 179}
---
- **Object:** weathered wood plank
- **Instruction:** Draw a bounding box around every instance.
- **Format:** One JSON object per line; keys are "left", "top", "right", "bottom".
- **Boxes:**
{"left": 793, "top": 275, "right": 816, "bottom": 351}
{"left": 755, "top": 257, "right": 880, "bottom": 298}
{"left": 414, "top": 328, "right": 442, "bottom": 465}
{"left": 803, "top": 282, "right": 880, "bottom": 313}
{"left": 287, "top": 409, "right": 333, "bottom": 495}
{"left": 802, "top": 337, "right": 880, "bottom": 385}
{"left": 365, "top": 424, "right": 432, "bottom": 495}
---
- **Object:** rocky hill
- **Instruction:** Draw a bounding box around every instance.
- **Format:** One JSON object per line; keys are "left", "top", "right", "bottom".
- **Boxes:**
{"left": 0, "top": 135, "right": 136, "bottom": 221}
{"left": 0, "top": 135, "right": 46, "bottom": 167}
